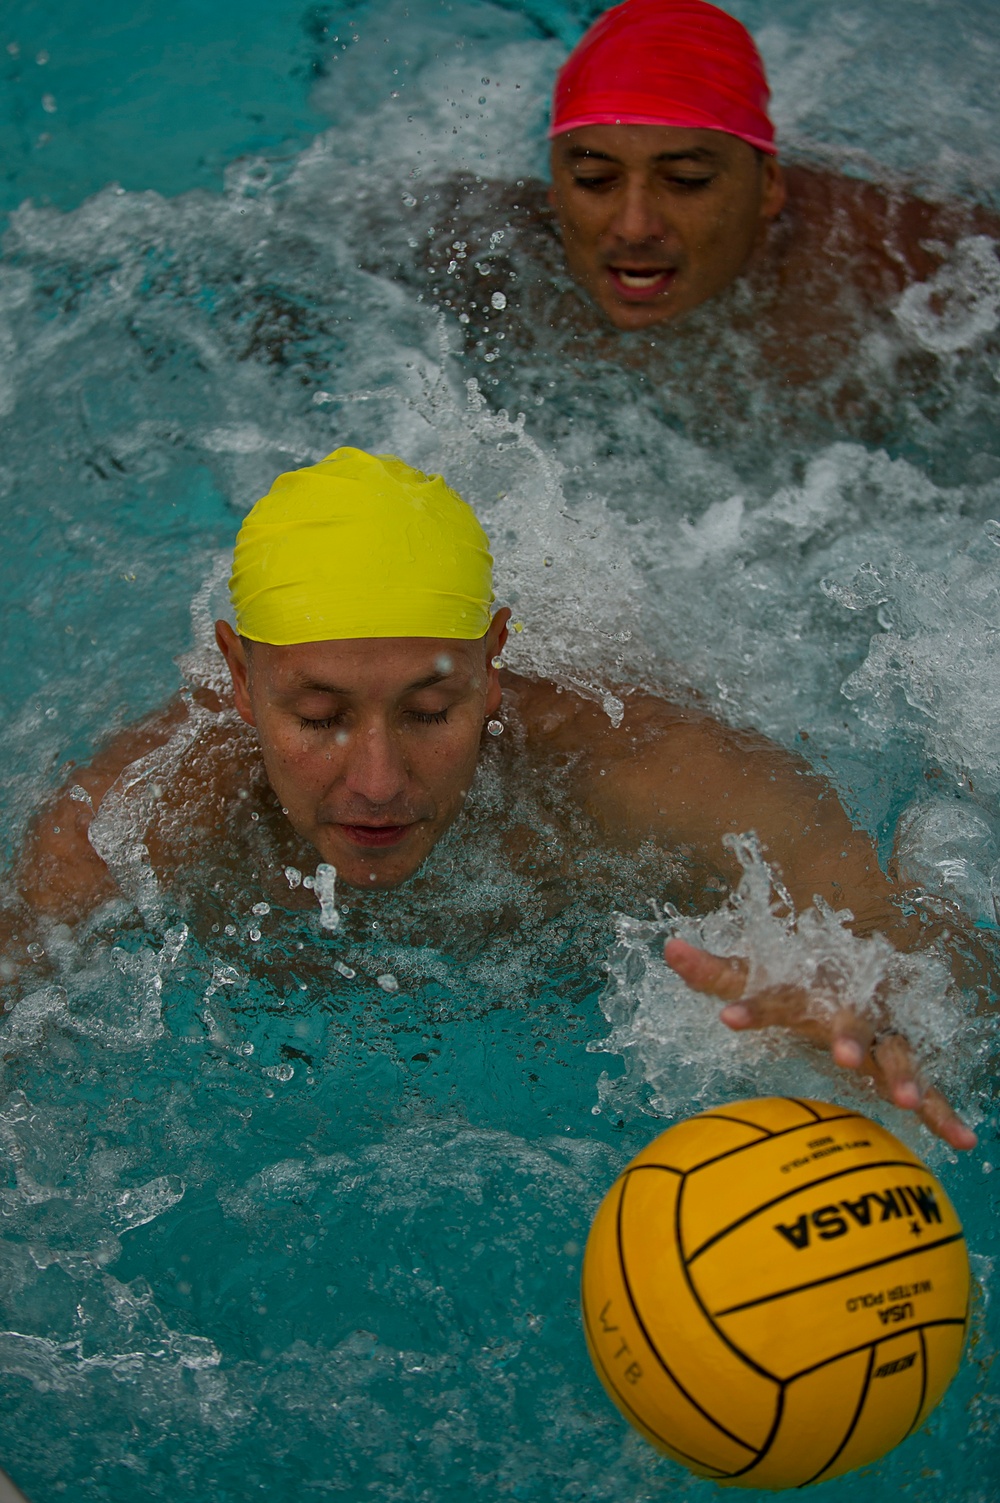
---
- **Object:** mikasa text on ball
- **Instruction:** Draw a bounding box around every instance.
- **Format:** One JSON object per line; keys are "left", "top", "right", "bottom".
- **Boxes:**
{"left": 581, "top": 1097, "right": 969, "bottom": 1489}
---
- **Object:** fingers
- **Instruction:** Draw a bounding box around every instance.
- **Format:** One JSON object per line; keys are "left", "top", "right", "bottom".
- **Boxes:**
{"left": 664, "top": 940, "right": 827, "bottom": 1039}
{"left": 661, "top": 939, "right": 978, "bottom": 1152}
{"left": 871, "top": 1032, "right": 921, "bottom": 1111}
{"left": 871, "top": 1034, "right": 978, "bottom": 1151}
{"left": 916, "top": 1086, "right": 978, "bottom": 1152}
{"left": 829, "top": 1007, "right": 875, "bottom": 1072}
{"left": 663, "top": 938, "right": 748, "bottom": 1002}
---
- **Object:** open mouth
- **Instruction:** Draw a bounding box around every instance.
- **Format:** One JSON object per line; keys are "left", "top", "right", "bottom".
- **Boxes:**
{"left": 337, "top": 823, "right": 412, "bottom": 848}
{"left": 607, "top": 266, "right": 676, "bottom": 299}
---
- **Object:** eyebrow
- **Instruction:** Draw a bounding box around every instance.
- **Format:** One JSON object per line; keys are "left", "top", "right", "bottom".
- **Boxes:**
{"left": 287, "top": 669, "right": 456, "bottom": 697}
{"left": 563, "top": 147, "right": 721, "bottom": 165}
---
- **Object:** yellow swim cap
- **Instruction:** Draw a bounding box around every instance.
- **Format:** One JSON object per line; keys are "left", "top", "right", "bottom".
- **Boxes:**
{"left": 229, "top": 448, "right": 494, "bottom": 644}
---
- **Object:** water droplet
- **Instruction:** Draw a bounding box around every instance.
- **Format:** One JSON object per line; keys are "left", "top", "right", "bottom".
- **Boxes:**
{"left": 490, "top": 291, "right": 507, "bottom": 310}
{"left": 377, "top": 974, "right": 399, "bottom": 993}
{"left": 314, "top": 863, "right": 340, "bottom": 931}
{"left": 984, "top": 518, "right": 1000, "bottom": 546}
{"left": 251, "top": 902, "right": 270, "bottom": 916}
{"left": 262, "top": 1063, "right": 294, "bottom": 1082}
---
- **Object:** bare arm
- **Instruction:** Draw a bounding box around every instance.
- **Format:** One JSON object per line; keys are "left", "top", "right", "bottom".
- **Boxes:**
{"left": 516, "top": 676, "right": 982, "bottom": 1148}
{"left": 519, "top": 679, "right": 901, "bottom": 926}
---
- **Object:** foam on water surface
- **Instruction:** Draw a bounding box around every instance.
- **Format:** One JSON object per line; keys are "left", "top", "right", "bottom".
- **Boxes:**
{"left": 0, "top": 0, "right": 998, "bottom": 1498}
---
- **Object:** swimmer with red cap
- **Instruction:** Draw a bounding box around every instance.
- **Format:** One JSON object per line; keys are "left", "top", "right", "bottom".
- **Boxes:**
{"left": 542, "top": 0, "right": 1000, "bottom": 343}
{"left": 548, "top": 0, "right": 786, "bottom": 329}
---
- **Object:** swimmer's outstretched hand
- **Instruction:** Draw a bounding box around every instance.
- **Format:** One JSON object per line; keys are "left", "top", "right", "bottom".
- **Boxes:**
{"left": 663, "top": 937, "right": 978, "bottom": 1153}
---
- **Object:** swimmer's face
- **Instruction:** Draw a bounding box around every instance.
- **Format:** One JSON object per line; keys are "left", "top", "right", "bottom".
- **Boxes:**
{"left": 216, "top": 613, "right": 510, "bottom": 890}
{"left": 548, "top": 125, "right": 785, "bottom": 331}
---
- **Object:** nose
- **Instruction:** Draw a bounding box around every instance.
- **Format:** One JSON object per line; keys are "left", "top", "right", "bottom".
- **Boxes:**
{"left": 609, "top": 176, "right": 666, "bottom": 246}
{"left": 341, "top": 722, "right": 409, "bottom": 808}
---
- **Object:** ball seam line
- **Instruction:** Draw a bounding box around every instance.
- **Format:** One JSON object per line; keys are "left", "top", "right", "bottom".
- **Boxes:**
{"left": 713, "top": 1232, "right": 966, "bottom": 1318}
{"left": 800, "top": 1345, "right": 876, "bottom": 1488}
{"left": 672, "top": 1167, "right": 788, "bottom": 1385}
{"left": 581, "top": 1292, "right": 731, "bottom": 1477}
{"left": 785, "top": 1098, "right": 824, "bottom": 1121}
{"left": 721, "top": 1383, "right": 788, "bottom": 1481}
{"left": 675, "top": 1112, "right": 875, "bottom": 1178}
{"left": 905, "top": 1327, "right": 929, "bottom": 1441}
{"left": 616, "top": 1169, "right": 765, "bottom": 1456}
{"left": 785, "top": 1319, "right": 966, "bottom": 1385}
{"left": 683, "top": 1157, "right": 934, "bottom": 1266}
{"left": 689, "top": 1113, "right": 776, "bottom": 1133}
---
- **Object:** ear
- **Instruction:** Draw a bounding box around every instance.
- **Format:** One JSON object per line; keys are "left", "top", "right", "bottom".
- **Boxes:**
{"left": 759, "top": 157, "right": 786, "bottom": 221}
{"left": 215, "top": 621, "right": 256, "bottom": 727}
{"left": 483, "top": 607, "right": 511, "bottom": 717}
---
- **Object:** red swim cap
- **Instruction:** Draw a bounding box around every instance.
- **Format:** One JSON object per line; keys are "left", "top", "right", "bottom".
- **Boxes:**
{"left": 549, "top": 0, "right": 776, "bottom": 155}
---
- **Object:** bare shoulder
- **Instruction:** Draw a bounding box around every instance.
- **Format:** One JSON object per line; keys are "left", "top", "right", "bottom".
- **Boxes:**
{"left": 508, "top": 672, "right": 787, "bottom": 834}
{"left": 508, "top": 672, "right": 761, "bottom": 767}
{"left": 17, "top": 686, "right": 241, "bottom": 923}
{"left": 778, "top": 164, "right": 998, "bottom": 296}
{"left": 506, "top": 672, "right": 694, "bottom": 750}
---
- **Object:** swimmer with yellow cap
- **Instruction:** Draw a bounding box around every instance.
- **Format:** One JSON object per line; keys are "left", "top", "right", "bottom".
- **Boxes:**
{"left": 217, "top": 447, "right": 511, "bottom": 892}
{"left": 10, "top": 448, "right": 980, "bottom": 1153}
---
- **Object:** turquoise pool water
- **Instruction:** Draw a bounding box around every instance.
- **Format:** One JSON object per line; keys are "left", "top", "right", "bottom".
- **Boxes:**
{"left": 0, "top": 1, "right": 998, "bottom": 1498}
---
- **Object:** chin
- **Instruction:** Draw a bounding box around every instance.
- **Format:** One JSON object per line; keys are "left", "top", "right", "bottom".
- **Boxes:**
{"left": 607, "top": 306, "right": 671, "bottom": 331}
{"left": 601, "top": 294, "right": 689, "bottom": 331}
{"left": 312, "top": 831, "right": 432, "bottom": 892}
{"left": 337, "top": 861, "right": 418, "bottom": 891}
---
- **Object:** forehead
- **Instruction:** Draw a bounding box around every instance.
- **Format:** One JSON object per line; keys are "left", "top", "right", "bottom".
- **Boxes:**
{"left": 250, "top": 635, "right": 483, "bottom": 694}
{"left": 552, "top": 123, "right": 755, "bottom": 169}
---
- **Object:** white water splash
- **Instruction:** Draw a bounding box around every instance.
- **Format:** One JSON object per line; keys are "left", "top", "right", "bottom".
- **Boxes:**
{"left": 594, "top": 833, "right": 975, "bottom": 1147}
{"left": 313, "top": 862, "right": 340, "bottom": 932}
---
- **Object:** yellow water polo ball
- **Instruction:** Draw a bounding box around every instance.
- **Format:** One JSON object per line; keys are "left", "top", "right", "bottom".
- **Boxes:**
{"left": 582, "top": 1097, "right": 969, "bottom": 1489}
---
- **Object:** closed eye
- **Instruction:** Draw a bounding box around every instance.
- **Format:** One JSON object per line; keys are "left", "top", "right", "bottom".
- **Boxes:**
{"left": 572, "top": 174, "right": 617, "bottom": 191}
{"left": 299, "top": 715, "right": 340, "bottom": 730}
{"left": 409, "top": 709, "right": 449, "bottom": 725}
